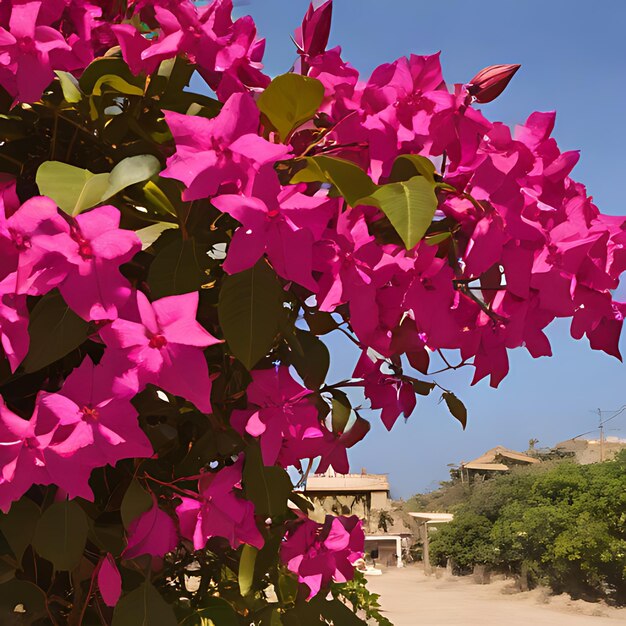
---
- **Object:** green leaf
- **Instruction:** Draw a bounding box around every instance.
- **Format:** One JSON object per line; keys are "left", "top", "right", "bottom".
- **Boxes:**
{"left": 148, "top": 236, "right": 210, "bottom": 299}
{"left": 319, "top": 598, "right": 367, "bottom": 625}
{"left": 243, "top": 444, "right": 293, "bottom": 519}
{"left": 0, "top": 580, "right": 47, "bottom": 625}
{"left": 112, "top": 582, "right": 177, "bottom": 626}
{"left": 136, "top": 222, "right": 179, "bottom": 250}
{"left": 104, "top": 154, "right": 161, "bottom": 200}
{"left": 331, "top": 390, "right": 352, "bottom": 434}
{"left": 291, "top": 156, "right": 376, "bottom": 207}
{"left": 278, "top": 572, "right": 299, "bottom": 605}
{"left": 181, "top": 598, "right": 238, "bottom": 626}
{"left": 361, "top": 175, "right": 438, "bottom": 250}
{"left": 22, "top": 290, "right": 90, "bottom": 373}
{"left": 288, "top": 329, "right": 330, "bottom": 389}
{"left": 36, "top": 161, "right": 109, "bottom": 216}
{"left": 54, "top": 71, "right": 83, "bottom": 103}
{"left": 218, "top": 261, "right": 286, "bottom": 370}
{"left": 390, "top": 154, "right": 437, "bottom": 183}
{"left": 92, "top": 74, "right": 144, "bottom": 97}
{"left": 425, "top": 232, "right": 451, "bottom": 246}
{"left": 32, "top": 501, "right": 88, "bottom": 571}
{"left": 442, "top": 391, "right": 467, "bottom": 429}
{"left": 36, "top": 155, "right": 161, "bottom": 216}
{"left": 141, "top": 180, "right": 178, "bottom": 217}
{"left": 238, "top": 544, "right": 258, "bottom": 597}
{"left": 79, "top": 58, "right": 144, "bottom": 95}
{"left": 120, "top": 479, "right": 152, "bottom": 529}
{"left": 0, "top": 499, "right": 40, "bottom": 563}
{"left": 257, "top": 74, "right": 324, "bottom": 141}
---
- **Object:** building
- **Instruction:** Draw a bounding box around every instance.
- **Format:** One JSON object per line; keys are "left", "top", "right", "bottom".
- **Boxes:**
{"left": 452, "top": 446, "right": 540, "bottom": 483}
{"left": 304, "top": 469, "right": 417, "bottom": 567}
{"left": 554, "top": 437, "right": 626, "bottom": 464}
{"left": 408, "top": 512, "right": 454, "bottom": 574}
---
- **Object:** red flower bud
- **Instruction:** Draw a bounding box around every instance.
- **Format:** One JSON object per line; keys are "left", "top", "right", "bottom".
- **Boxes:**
{"left": 467, "top": 64, "right": 521, "bottom": 103}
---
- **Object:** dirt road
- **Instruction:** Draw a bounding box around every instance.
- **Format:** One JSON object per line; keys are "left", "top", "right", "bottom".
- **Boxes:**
{"left": 365, "top": 566, "right": 626, "bottom": 625}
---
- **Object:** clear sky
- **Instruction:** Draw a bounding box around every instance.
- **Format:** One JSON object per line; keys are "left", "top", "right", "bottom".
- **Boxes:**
{"left": 230, "top": 0, "right": 626, "bottom": 498}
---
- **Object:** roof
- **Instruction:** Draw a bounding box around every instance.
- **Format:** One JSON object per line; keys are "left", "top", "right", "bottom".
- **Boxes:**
{"left": 463, "top": 446, "right": 540, "bottom": 468}
{"left": 409, "top": 512, "right": 454, "bottom": 523}
{"left": 305, "top": 472, "right": 389, "bottom": 493}
{"left": 462, "top": 462, "right": 510, "bottom": 472}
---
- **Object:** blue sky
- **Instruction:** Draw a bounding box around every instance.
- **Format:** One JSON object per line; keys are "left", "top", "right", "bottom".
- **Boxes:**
{"left": 231, "top": 1, "right": 626, "bottom": 498}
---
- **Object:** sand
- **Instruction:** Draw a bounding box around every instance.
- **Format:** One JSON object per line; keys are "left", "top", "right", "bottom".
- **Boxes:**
{"left": 365, "top": 566, "right": 626, "bottom": 625}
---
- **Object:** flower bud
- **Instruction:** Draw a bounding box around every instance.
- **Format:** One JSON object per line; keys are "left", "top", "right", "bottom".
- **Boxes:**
{"left": 295, "top": 0, "right": 333, "bottom": 58}
{"left": 467, "top": 64, "right": 521, "bottom": 103}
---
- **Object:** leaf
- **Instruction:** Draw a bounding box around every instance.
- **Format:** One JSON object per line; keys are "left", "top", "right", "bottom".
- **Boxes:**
{"left": 361, "top": 176, "right": 439, "bottom": 250}
{"left": 79, "top": 57, "right": 144, "bottom": 95}
{"left": 218, "top": 261, "right": 286, "bottom": 370}
{"left": 148, "top": 236, "right": 210, "bottom": 299}
{"left": 442, "top": 392, "right": 467, "bottom": 429}
{"left": 120, "top": 479, "right": 152, "bottom": 529}
{"left": 288, "top": 329, "right": 330, "bottom": 389}
{"left": 243, "top": 444, "right": 293, "bottom": 519}
{"left": 238, "top": 544, "right": 258, "bottom": 597}
{"left": 92, "top": 74, "right": 144, "bottom": 97}
{"left": 36, "top": 161, "right": 109, "bottom": 216}
{"left": 0, "top": 499, "right": 40, "bottom": 563}
{"left": 257, "top": 74, "right": 324, "bottom": 141}
{"left": 411, "top": 379, "right": 435, "bottom": 396}
{"left": 319, "top": 598, "right": 367, "bottom": 626}
{"left": 278, "top": 572, "right": 299, "bottom": 605}
{"left": 22, "top": 290, "right": 90, "bottom": 373}
{"left": 181, "top": 598, "right": 238, "bottom": 626}
{"left": 425, "top": 232, "right": 451, "bottom": 246}
{"left": 112, "top": 582, "right": 177, "bottom": 626}
{"left": 331, "top": 390, "right": 352, "bottom": 434}
{"left": 54, "top": 71, "right": 83, "bottom": 103}
{"left": 0, "top": 580, "right": 47, "bottom": 625}
{"left": 291, "top": 156, "right": 376, "bottom": 207}
{"left": 32, "top": 501, "right": 88, "bottom": 571}
{"left": 390, "top": 154, "right": 437, "bottom": 183}
{"left": 36, "top": 155, "right": 161, "bottom": 216}
{"left": 141, "top": 180, "right": 178, "bottom": 217}
{"left": 103, "top": 154, "right": 161, "bottom": 200}
{"left": 136, "top": 222, "right": 179, "bottom": 250}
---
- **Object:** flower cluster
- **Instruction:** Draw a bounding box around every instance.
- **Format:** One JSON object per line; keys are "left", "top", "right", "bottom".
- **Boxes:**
{"left": 0, "top": 0, "right": 623, "bottom": 618}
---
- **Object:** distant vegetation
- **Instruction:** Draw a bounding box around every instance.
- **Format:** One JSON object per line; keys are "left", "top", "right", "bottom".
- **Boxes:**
{"left": 409, "top": 452, "right": 626, "bottom": 604}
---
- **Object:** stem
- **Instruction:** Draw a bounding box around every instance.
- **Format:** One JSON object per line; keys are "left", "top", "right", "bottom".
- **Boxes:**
{"left": 77, "top": 566, "right": 98, "bottom": 626}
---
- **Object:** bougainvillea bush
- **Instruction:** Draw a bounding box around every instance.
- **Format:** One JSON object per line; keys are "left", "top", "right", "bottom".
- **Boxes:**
{"left": 0, "top": 0, "right": 624, "bottom": 624}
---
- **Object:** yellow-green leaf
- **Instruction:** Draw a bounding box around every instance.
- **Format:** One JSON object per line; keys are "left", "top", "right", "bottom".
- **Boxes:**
{"left": 238, "top": 544, "right": 258, "bottom": 597}
{"left": 92, "top": 74, "right": 144, "bottom": 97}
{"left": 291, "top": 155, "right": 376, "bottom": 207}
{"left": 54, "top": 71, "right": 83, "bottom": 103}
{"left": 361, "top": 175, "right": 439, "bottom": 250}
{"left": 257, "top": 73, "right": 324, "bottom": 141}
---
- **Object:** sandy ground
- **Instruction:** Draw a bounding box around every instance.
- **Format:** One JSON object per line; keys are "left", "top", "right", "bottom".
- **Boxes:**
{"left": 365, "top": 566, "right": 626, "bottom": 625}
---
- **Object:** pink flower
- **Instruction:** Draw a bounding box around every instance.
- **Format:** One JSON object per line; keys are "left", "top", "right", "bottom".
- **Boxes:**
{"left": 97, "top": 554, "right": 122, "bottom": 607}
{"left": 281, "top": 515, "right": 364, "bottom": 599}
{"left": 162, "top": 92, "right": 290, "bottom": 201}
{"left": 38, "top": 205, "right": 140, "bottom": 321}
{"left": 123, "top": 495, "right": 178, "bottom": 559}
{"left": 230, "top": 367, "right": 318, "bottom": 466}
{"left": 103, "top": 291, "right": 221, "bottom": 413}
{"left": 37, "top": 357, "right": 153, "bottom": 469}
{"left": 176, "top": 458, "right": 263, "bottom": 551}
{"left": 213, "top": 166, "right": 333, "bottom": 290}
{"left": 0, "top": 0, "right": 72, "bottom": 104}
{"left": 0, "top": 286, "right": 29, "bottom": 372}
{"left": 0, "top": 196, "right": 69, "bottom": 296}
